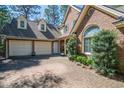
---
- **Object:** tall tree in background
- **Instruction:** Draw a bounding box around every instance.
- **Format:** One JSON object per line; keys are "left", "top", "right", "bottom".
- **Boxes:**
{"left": 60, "top": 5, "right": 68, "bottom": 22}
{"left": 0, "top": 6, "right": 10, "bottom": 31}
{"left": 44, "top": 5, "right": 60, "bottom": 26}
{"left": 9, "top": 5, "right": 41, "bottom": 20}
{"left": 0, "top": 6, "right": 10, "bottom": 56}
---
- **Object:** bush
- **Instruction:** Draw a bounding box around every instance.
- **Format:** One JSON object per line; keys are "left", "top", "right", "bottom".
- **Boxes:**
{"left": 79, "top": 56, "right": 87, "bottom": 65}
{"left": 66, "top": 34, "right": 77, "bottom": 58}
{"left": 76, "top": 56, "right": 83, "bottom": 62}
{"left": 86, "top": 57, "right": 94, "bottom": 66}
{"left": 70, "top": 55, "right": 77, "bottom": 61}
{"left": 92, "top": 30, "right": 118, "bottom": 77}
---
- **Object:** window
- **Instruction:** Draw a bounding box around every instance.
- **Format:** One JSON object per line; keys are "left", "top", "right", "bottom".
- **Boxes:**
{"left": 20, "top": 21, "right": 25, "bottom": 28}
{"left": 84, "top": 38, "right": 92, "bottom": 52}
{"left": 41, "top": 24, "right": 45, "bottom": 31}
{"left": 84, "top": 26, "right": 100, "bottom": 53}
{"left": 64, "top": 25, "right": 68, "bottom": 33}
{"left": 72, "top": 20, "right": 76, "bottom": 27}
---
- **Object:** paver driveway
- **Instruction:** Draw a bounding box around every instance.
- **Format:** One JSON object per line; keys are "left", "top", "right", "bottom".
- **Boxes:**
{"left": 0, "top": 55, "right": 124, "bottom": 88}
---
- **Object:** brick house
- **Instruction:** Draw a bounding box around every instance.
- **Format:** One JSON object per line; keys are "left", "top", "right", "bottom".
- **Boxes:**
{"left": 0, "top": 5, "right": 81, "bottom": 58}
{"left": 70, "top": 5, "right": 124, "bottom": 73}
{"left": 1, "top": 5, "right": 124, "bottom": 73}
{"left": 58, "top": 5, "right": 82, "bottom": 54}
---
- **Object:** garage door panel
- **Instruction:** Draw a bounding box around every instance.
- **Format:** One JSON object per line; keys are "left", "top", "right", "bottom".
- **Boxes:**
{"left": 9, "top": 40, "right": 32, "bottom": 56}
{"left": 35, "top": 41, "right": 52, "bottom": 55}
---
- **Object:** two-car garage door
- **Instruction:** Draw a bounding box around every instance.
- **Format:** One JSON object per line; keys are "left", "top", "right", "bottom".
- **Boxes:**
{"left": 9, "top": 40, "right": 32, "bottom": 56}
{"left": 35, "top": 41, "right": 52, "bottom": 55}
{"left": 9, "top": 40, "right": 52, "bottom": 56}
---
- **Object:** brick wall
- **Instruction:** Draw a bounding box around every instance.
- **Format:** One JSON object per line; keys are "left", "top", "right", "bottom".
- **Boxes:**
{"left": 77, "top": 7, "right": 124, "bottom": 73}
{"left": 64, "top": 7, "right": 80, "bottom": 34}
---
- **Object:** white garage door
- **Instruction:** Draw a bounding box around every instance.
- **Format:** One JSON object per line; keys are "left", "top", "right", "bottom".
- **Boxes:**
{"left": 35, "top": 41, "right": 52, "bottom": 55}
{"left": 9, "top": 40, "right": 32, "bottom": 56}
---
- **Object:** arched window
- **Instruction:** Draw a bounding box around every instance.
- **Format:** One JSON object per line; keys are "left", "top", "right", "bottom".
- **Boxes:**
{"left": 84, "top": 26, "right": 100, "bottom": 53}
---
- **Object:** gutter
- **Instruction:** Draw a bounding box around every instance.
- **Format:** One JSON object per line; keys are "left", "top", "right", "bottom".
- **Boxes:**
{"left": 6, "top": 36, "right": 59, "bottom": 41}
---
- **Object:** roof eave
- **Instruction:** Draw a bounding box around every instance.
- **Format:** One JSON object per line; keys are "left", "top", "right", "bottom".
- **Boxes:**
{"left": 70, "top": 5, "right": 81, "bottom": 12}
{"left": 113, "top": 21, "right": 124, "bottom": 28}
{"left": 6, "top": 36, "right": 56, "bottom": 41}
{"left": 70, "top": 5, "right": 90, "bottom": 34}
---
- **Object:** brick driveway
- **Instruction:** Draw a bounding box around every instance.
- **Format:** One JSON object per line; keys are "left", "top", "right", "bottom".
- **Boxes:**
{"left": 0, "top": 55, "right": 124, "bottom": 88}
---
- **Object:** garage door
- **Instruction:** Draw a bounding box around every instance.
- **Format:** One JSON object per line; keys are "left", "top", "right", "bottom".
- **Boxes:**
{"left": 9, "top": 40, "right": 32, "bottom": 56}
{"left": 35, "top": 41, "right": 52, "bottom": 55}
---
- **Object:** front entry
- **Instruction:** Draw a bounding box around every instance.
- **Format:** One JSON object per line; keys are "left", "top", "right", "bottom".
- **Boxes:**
{"left": 53, "top": 42, "right": 59, "bottom": 54}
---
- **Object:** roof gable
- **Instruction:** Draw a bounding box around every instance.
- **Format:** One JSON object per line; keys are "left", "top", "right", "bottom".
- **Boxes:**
{"left": 71, "top": 5, "right": 124, "bottom": 34}
{"left": 62, "top": 5, "right": 82, "bottom": 24}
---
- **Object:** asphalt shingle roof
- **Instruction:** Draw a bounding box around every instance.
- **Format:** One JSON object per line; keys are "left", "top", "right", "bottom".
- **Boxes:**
{"left": 1, "top": 19, "right": 61, "bottom": 40}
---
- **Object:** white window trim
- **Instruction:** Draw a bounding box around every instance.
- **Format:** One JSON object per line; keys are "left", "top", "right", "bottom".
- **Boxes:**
{"left": 40, "top": 23, "right": 46, "bottom": 32}
{"left": 82, "top": 25, "right": 101, "bottom": 55}
{"left": 64, "top": 24, "right": 69, "bottom": 33}
{"left": 84, "top": 52, "right": 92, "bottom": 55}
{"left": 20, "top": 21, "right": 25, "bottom": 28}
{"left": 72, "top": 20, "right": 76, "bottom": 27}
{"left": 40, "top": 24, "right": 46, "bottom": 32}
{"left": 83, "top": 37, "right": 93, "bottom": 54}
{"left": 18, "top": 19, "right": 27, "bottom": 30}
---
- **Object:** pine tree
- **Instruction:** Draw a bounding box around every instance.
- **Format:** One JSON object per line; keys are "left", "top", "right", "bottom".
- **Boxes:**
{"left": 44, "top": 5, "right": 60, "bottom": 26}
{"left": 0, "top": 6, "right": 10, "bottom": 56}
{"left": 60, "top": 5, "right": 68, "bottom": 22}
{"left": 0, "top": 6, "right": 10, "bottom": 31}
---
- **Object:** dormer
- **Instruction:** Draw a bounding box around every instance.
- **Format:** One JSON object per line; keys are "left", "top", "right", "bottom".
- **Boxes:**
{"left": 17, "top": 16, "right": 27, "bottom": 29}
{"left": 38, "top": 19, "right": 46, "bottom": 32}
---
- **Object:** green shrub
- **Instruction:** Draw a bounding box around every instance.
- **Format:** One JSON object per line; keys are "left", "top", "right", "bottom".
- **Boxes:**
{"left": 73, "top": 55, "right": 87, "bottom": 65}
{"left": 66, "top": 34, "right": 77, "bottom": 58}
{"left": 92, "top": 30, "right": 118, "bottom": 77}
{"left": 80, "top": 57, "right": 87, "bottom": 65}
{"left": 86, "top": 57, "right": 94, "bottom": 66}
{"left": 70, "top": 54, "right": 94, "bottom": 66}
{"left": 70, "top": 55, "right": 77, "bottom": 61}
{"left": 76, "top": 56, "right": 83, "bottom": 62}
{"left": 0, "top": 39, "right": 5, "bottom": 55}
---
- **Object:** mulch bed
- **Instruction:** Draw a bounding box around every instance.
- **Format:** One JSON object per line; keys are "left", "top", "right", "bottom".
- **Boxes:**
{"left": 75, "top": 61, "right": 124, "bottom": 82}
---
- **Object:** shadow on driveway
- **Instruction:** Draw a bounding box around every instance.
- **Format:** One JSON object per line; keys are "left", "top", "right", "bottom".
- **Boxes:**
{"left": 0, "top": 55, "right": 58, "bottom": 72}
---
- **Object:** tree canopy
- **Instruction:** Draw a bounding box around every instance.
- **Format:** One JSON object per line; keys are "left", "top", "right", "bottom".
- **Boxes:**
{"left": 9, "top": 5, "right": 41, "bottom": 20}
{"left": 44, "top": 5, "right": 68, "bottom": 26}
{"left": 0, "top": 6, "right": 10, "bottom": 31}
{"left": 60, "top": 5, "right": 68, "bottom": 22}
{"left": 44, "top": 5, "right": 60, "bottom": 26}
